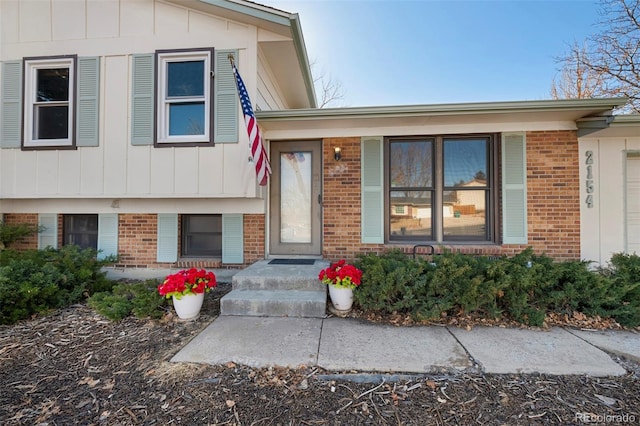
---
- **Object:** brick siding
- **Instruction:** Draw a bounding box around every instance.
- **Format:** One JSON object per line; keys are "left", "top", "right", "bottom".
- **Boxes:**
{"left": 321, "top": 131, "right": 581, "bottom": 263}
{"left": 2, "top": 213, "right": 38, "bottom": 250}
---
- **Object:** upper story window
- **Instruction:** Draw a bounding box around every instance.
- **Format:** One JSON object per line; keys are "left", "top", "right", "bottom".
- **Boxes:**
{"left": 155, "top": 49, "right": 213, "bottom": 146}
{"left": 23, "top": 56, "right": 76, "bottom": 148}
{"left": 387, "top": 135, "right": 496, "bottom": 243}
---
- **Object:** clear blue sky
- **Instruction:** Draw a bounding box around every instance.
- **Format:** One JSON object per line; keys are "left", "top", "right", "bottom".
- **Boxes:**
{"left": 260, "top": 0, "right": 603, "bottom": 107}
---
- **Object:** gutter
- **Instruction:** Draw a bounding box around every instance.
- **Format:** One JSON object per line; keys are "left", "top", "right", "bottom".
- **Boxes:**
{"left": 257, "top": 98, "right": 628, "bottom": 121}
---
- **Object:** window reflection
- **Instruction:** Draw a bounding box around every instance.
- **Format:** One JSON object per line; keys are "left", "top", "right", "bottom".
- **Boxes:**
{"left": 443, "top": 190, "right": 487, "bottom": 240}
{"left": 390, "top": 140, "right": 433, "bottom": 188}
{"left": 390, "top": 191, "right": 432, "bottom": 239}
{"left": 444, "top": 139, "right": 487, "bottom": 188}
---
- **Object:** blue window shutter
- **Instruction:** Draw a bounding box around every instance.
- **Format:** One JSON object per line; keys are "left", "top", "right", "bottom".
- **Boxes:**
{"left": 361, "top": 137, "right": 384, "bottom": 243}
{"left": 97, "top": 213, "right": 118, "bottom": 260}
{"left": 214, "top": 49, "right": 239, "bottom": 143}
{"left": 38, "top": 214, "right": 58, "bottom": 249}
{"left": 76, "top": 57, "right": 100, "bottom": 147}
{"left": 131, "top": 54, "right": 154, "bottom": 146}
{"left": 222, "top": 214, "right": 243, "bottom": 264}
{"left": 157, "top": 214, "right": 178, "bottom": 263}
{"left": 1, "top": 61, "right": 23, "bottom": 148}
{"left": 502, "top": 133, "right": 528, "bottom": 244}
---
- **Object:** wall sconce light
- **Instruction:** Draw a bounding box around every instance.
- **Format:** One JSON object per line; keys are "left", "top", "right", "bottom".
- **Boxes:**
{"left": 334, "top": 147, "right": 342, "bottom": 161}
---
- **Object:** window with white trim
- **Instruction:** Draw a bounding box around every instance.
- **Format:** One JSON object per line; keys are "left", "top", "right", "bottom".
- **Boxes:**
{"left": 23, "top": 56, "right": 76, "bottom": 148}
{"left": 156, "top": 49, "right": 213, "bottom": 145}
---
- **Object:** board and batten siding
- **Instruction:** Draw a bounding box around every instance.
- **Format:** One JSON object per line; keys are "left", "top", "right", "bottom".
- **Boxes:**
{"left": 0, "top": 0, "right": 267, "bottom": 201}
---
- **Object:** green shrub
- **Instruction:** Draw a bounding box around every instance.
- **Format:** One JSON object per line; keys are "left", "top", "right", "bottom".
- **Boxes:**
{"left": 354, "top": 248, "right": 640, "bottom": 327}
{"left": 597, "top": 253, "right": 640, "bottom": 327}
{"left": 88, "top": 281, "right": 167, "bottom": 321}
{"left": 86, "top": 292, "right": 133, "bottom": 321}
{"left": 0, "top": 221, "right": 41, "bottom": 248}
{"left": 0, "top": 246, "right": 115, "bottom": 324}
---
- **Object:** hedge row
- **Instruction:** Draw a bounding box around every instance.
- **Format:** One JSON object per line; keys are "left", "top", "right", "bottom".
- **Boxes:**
{"left": 354, "top": 248, "right": 640, "bottom": 327}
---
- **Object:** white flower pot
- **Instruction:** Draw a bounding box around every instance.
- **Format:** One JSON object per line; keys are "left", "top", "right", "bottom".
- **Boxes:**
{"left": 172, "top": 293, "right": 204, "bottom": 320}
{"left": 328, "top": 285, "right": 353, "bottom": 311}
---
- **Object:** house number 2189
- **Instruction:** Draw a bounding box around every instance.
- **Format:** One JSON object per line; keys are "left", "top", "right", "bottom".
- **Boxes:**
{"left": 585, "top": 150, "right": 594, "bottom": 208}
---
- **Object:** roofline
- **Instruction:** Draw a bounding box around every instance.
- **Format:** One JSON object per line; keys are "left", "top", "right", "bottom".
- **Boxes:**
{"left": 611, "top": 114, "right": 640, "bottom": 126}
{"left": 199, "top": 0, "right": 316, "bottom": 107}
{"left": 257, "top": 98, "right": 628, "bottom": 121}
{"left": 198, "top": 0, "right": 292, "bottom": 25}
{"left": 289, "top": 13, "right": 317, "bottom": 108}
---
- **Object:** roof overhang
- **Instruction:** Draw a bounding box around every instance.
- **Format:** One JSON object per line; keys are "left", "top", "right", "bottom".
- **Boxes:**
{"left": 170, "top": 0, "right": 316, "bottom": 108}
{"left": 577, "top": 113, "right": 640, "bottom": 138}
{"left": 257, "top": 98, "right": 628, "bottom": 139}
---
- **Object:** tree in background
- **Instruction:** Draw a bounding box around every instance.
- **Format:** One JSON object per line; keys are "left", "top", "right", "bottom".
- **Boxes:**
{"left": 553, "top": 0, "right": 640, "bottom": 112}
{"left": 551, "top": 44, "right": 606, "bottom": 100}
{"left": 311, "top": 60, "right": 346, "bottom": 108}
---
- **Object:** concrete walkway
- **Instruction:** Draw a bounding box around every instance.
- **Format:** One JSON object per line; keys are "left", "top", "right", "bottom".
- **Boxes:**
{"left": 171, "top": 316, "right": 640, "bottom": 377}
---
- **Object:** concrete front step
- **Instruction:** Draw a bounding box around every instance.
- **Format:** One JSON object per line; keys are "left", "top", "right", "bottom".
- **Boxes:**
{"left": 232, "top": 259, "right": 329, "bottom": 291}
{"left": 220, "top": 289, "right": 327, "bottom": 318}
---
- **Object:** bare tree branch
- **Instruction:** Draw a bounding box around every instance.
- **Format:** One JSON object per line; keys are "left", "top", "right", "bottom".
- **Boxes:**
{"left": 310, "top": 59, "right": 346, "bottom": 108}
{"left": 554, "top": 0, "right": 640, "bottom": 112}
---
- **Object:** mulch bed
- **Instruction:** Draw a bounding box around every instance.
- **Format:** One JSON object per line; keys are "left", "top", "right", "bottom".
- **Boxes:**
{"left": 1, "top": 282, "right": 639, "bottom": 425}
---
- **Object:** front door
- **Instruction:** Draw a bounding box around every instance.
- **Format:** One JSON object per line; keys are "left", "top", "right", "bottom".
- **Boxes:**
{"left": 269, "top": 141, "right": 322, "bottom": 255}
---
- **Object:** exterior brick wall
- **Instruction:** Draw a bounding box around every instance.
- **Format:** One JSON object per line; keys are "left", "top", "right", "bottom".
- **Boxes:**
{"left": 321, "top": 131, "right": 581, "bottom": 263}
{"left": 322, "top": 137, "right": 383, "bottom": 261}
{"left": 116, "top": 214, "right": 164, "bottom": 268}
{"left": 244, "top": 214, "right": 265, "bottom": 265}
{"left": 522, "top": 130, "right": 581, "bottom": 260}
{"left": 2, "top": 213, "right": 39, "bottom": 250}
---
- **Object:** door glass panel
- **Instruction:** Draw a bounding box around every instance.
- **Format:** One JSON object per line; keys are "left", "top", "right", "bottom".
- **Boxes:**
{"left": 280, "top": 152, "right": 311, "bottom": 243}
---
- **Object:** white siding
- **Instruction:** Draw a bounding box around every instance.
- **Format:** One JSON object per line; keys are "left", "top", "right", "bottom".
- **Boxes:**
{"left": 257, "top": 49, "right": 287, "bottom": 111}
{"left": 626, "top": 154, "right": 640, "bottom": 254}
{"left": 580, "top": 136, "right": 640, "bottom": 265}
{"left": 0, "top": 0, "right": 262, "bottom": 201}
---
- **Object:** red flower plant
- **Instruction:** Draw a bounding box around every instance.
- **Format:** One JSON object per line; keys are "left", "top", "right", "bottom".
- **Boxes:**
{"left": 158, "top": 268, "right": 217, "bottom": 299}
{"left": 318, "top": 259, "right": 363, "bottom": 289}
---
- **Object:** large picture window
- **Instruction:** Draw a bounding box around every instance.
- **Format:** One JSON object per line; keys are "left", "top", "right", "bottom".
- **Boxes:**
{"left": 156, "top": 49, "right": 213, "bottom": 145}
{"left": 23, "top": 56, "right": 76, "bottom": 148}
{"left": 387, "top": 135, "right": 495, "bottom": 243}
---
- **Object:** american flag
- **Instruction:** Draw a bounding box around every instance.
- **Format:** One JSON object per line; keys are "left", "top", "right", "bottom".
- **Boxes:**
{"left": 231, "top": 62, "right": 271, "bottom": 186}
